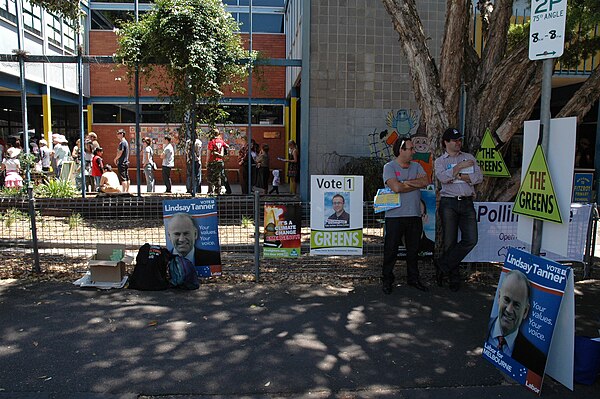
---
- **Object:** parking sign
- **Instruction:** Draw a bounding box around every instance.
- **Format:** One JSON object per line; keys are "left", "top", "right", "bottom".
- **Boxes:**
{"left": 529, "top": 0, "right": 568, "bottom": 60}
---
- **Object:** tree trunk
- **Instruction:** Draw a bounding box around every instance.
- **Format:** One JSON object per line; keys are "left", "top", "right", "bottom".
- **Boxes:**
{"left": 439, "top": 0, "right": 469, "bottom": 128}
{"left": 380, "top": 0, "right": 449, "bottom": 154}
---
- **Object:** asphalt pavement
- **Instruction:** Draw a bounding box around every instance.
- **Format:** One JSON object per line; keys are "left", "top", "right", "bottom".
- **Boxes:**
{"left": 0, "top": 278, "right": 599, "bottom": 399}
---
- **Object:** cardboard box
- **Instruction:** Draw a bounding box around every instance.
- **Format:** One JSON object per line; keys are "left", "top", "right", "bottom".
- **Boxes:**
{"left": 89, "top": 244, "right": 133, "bottom": 283}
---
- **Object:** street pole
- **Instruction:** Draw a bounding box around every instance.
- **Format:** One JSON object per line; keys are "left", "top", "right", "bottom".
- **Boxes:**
{"left": 531, "top": 59, "right": 554, "bottom": 256}
{"left": 16, "top": 0, "right": 40, "bottom": 272}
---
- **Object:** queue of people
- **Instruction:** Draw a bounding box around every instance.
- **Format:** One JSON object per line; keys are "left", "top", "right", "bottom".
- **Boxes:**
{"left": 0, "top": 128, "right": 291, "bottom": 195}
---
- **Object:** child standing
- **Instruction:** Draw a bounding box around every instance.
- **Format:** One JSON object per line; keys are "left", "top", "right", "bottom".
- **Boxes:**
{"left": 269, "top": 169, "right": 280, "bottom": 194}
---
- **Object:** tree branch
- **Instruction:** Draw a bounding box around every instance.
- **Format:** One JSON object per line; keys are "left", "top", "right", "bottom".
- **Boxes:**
{"left": 557, "top": 65, "right": 600, "bottom": 122}
{"left": 477, "top": 0, "right": 514, "bottom": 86}
{"left": 439, "top": 0, "right": 470, "bottom": 127}
{"left": 381, "top": 0, "right": 449, "bottom": 153}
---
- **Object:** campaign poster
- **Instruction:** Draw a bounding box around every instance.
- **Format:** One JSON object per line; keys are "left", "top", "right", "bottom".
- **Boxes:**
{"left": 310, "top": 175, "right": 363, "bottom": 255}
{"left": 483, "top": 248, "right": 571, "bottom": 394}
{"left": 163, "top": 198, "right": 222, "bottom": 277}
{"left": 397, "top": 188, "right": 435, "bottom": 258}
{"left": 263, "top": 203, "right": 301, "bottom": 258}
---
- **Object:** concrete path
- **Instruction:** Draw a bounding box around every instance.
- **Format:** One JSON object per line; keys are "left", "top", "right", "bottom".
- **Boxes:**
{"left": 0, "top": 279, "right": 598, "bottom": 398}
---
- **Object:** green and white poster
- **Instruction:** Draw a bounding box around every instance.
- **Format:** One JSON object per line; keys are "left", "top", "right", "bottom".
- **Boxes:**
{"left": 310, "top": 175, "right": 363, "bottom": 255}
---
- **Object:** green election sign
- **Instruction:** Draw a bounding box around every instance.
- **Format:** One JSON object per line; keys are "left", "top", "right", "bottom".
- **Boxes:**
{"left": 475, "top": 129, "right": 510, "bottom": 177}
{"left": 513, "top": 145, "right": 562, "bottom": 223}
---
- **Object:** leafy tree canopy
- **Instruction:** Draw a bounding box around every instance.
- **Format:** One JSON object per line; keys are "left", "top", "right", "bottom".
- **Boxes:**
{"left": 30, "top": 0, "right": 79, "bottom": 21}
{"left": 116, "top": 0, "right": 251, "bottom": 123}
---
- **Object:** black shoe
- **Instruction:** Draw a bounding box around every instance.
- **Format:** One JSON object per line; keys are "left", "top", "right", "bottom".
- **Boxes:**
{"left": 449, "top": 282, "right": 461, "bottom": 292}
{"left": 382, "top": 281, "right": 393, "bottom": 295}
{"left": 435, "top": 269, "right": 446, "bottom": 287}
{"left": 408, "top": 280, "right": 429, "bottom": 292}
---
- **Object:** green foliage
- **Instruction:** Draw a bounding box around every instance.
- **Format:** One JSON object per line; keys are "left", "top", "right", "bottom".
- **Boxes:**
{"left": 68, "top": 213, "right": 83, "bottom": 230}
{"left": 339, "top": 157, "right": 387, "bottom": 201}
{"left": 2, "top": 208, "right": 27, "bottom": 228}
{"left": 18, "top": 152, "right": 37, "bottom": 172}
{"left": 29, "top": 0, "right": 79, "bottom": 21}
{"left": 241, "top": 215, "right": 254, "bottom": 228}
{"left": 0, "top": 186, "right": 25, "bottom": 198}
{"left": 116, "top": 0, "right": 252, "bottom": 123}
{"left": 35, "top": 179, "right": 77, "bottom": 198}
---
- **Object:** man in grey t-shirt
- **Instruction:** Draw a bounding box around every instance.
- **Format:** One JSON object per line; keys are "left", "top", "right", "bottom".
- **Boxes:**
{"left": 381, "top": 137, "right": 430, "bottom": 294}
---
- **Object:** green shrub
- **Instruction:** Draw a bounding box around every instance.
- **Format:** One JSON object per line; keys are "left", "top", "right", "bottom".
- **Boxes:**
{"left": 3, "top": 208, "right": 27, "bottom": 228}
{"left": 35, "top": 179, "right": 77, "bottom": 198}
{"left": 0, "top": 186, "right": 25, "bottom": 197}
{"left": 68, "top": 213, "right": 83, "bottom": 230}
{"left": 241, "top": 215, "right": 254, "bottom": 228}
{"left": 339, "top": 157, "right": 387, "bottom": 201}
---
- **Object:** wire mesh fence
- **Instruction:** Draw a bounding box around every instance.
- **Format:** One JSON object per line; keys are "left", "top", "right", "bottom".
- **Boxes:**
{"left": 0, "top": 194, "right": 386, "bottom": 281}
{"left": 1, "top": 195, "right": 597, "bottom": 282}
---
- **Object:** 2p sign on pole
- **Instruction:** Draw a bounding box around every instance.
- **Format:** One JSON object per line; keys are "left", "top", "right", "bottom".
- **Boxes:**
{"left": 529, "top": 0, "right": 568, "bottom": 61}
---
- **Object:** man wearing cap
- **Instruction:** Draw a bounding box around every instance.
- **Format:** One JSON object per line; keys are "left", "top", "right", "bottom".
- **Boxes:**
{"left": 114, "top": 129, "right": 130, "bottom": 193}
{"left": 434, "top": 128, "right": 483, "bottom": 292}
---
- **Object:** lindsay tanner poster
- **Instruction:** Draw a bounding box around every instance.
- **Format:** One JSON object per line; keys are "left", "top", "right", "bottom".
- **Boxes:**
{"left": 263, "top": 203, "right": 302, "bottom": 258}
{"left": 310, "top": 175, "right": 363, "bottom": 255}
{"left": 163, "top": 198, "right": 222, "bottom": 277}
{"left": 483, "top": 247, "right": 572, "bottom": 394}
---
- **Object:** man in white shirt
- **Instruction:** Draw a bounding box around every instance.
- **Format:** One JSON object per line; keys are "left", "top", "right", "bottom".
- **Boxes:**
{"left": 161, "top": 135, "right": 175, "bottom": 193}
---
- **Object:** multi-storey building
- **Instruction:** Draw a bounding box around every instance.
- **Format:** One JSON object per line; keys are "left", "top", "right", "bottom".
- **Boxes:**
{"left": 0, "top": 1, "right": 598, "bottom": 199}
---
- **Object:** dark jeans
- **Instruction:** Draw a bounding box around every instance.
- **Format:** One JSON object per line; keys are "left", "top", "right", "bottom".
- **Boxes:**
{"left": 438, "top": 197, "right": 478, "bottom": 283}
{"left": 162, "top": 165, "right": 172, "bottom": 192}
{"left": 186, "top": 161, "right": 201, "bottom": 193}
{"left": 382, "top": 216, "right": 422, "bottom": 285}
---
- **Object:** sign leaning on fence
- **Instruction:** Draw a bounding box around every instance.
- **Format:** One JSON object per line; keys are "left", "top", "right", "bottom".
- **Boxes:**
{"left": 310, "top": 175, "right": 363, "bottom": 255}
{"left": 163, "top": 198, "right": 222, "bottom": 277}
{"left": 263, "top": 203, "right": 302, "bottom": 258}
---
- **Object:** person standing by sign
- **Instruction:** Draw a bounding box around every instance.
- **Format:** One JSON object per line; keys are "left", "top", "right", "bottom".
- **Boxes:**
{"left": 381, "top": 138, "right": 430, "bottom": 294}
{"left": 434, "top": 128, "right": 483, "bottom": 292}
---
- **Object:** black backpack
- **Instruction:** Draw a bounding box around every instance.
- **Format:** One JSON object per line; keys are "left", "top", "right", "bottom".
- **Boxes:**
{"left": 128, "top": 244, "right": 170, "bottom": 290}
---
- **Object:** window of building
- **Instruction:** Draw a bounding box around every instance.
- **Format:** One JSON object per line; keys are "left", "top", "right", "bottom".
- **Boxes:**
{"left": 22, "top": 1, "right": 42, "bottom": 36}
{"left": 91, "top": 9, "right": 140, "bottom": 30}
{"left": 224, "top": 0, "right": 286, "bottom": 6}
{"left": 93, "top": 103, "right": 283, "bottom": 126}
{"left": 47, "top": 13, "right": 62, "bottom": 47}
{"left": 200, "top": 104, "right": 284, "bottom": 125}
{"left": 235, "top": 12, "right": 283, "bottom": 33}
{"left": 0, "top": 0, "right": 17, "bottom": 23}
{"left": 93, "top": 104, "right": 137, "bottom": 124}
{"left": 64, "top": 20, "right": 76, "bottom": 53}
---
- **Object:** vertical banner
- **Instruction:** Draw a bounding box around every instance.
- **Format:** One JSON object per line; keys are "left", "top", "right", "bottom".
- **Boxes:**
{"left": 163, "top": 198, "right": 222, "bottom": 277}
{"left": 310, "top": 175, "right": 364, "bottom": 255}
{"left": 263, "top": 203, "right": 302, "bottom": 258}
{"left": 483, "top": 248, "right": 573, "bottom": 394}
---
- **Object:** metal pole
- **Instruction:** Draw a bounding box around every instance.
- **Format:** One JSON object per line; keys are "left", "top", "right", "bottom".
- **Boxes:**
{"left": 247, "top": 0, "right": 253, "bottom": 195}
{"left": 254, "top": 189, "right": 261, "bottom": 282}
{"left": 16, "top": 0, "right": 40, "bottom": 273}
{"left": 134, "top": 0, "right": 141, "bottom": 196}
{"left": 531, "top": 59, "right": 554, "bottom": 256}
{"left": 191, "top": 103, "right": 197, "bottom": 197}
{"left": 78, "top": 42, "right": 86, "bottom": 198}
